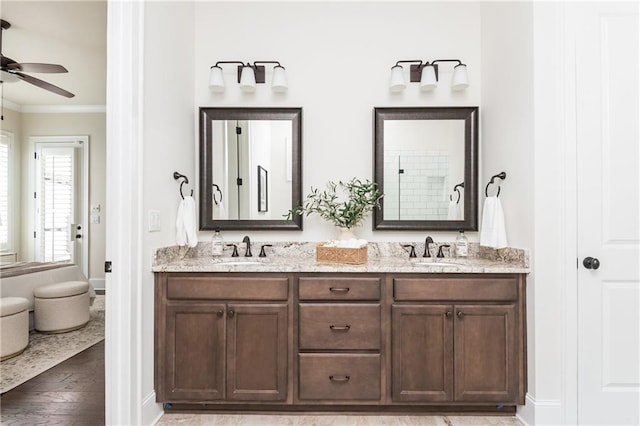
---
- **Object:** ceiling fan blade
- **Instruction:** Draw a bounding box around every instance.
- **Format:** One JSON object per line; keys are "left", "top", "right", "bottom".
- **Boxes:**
{"left": 14, "top": 71, "right": 75, "bottom": 98}
{"left": 7, "top": 63, "right": 69, "bottom": 73}
{"left": 1, "top": 56, "right": 18, "bottom": 68}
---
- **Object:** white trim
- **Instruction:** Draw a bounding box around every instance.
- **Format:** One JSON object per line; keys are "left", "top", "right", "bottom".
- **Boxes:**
{"left": 2, "top": 102, "right": 106, "bottom": 114}
{"left": 89, "top": 278, "right": 106, "bottom": 291}
{"left": 105, "top": 1, "right": 145, "bottom": 424}
{"left": 517, "top": 393, "right": 563, "bottom": 426}
{"left": 563, "top": 4, "right": 579, "bottom": 425}
{"left": 21, "top": 105, "right": 106, "bottom": 114}
{"left": 2, "top": 99, "right": 22, "bottom": 112}
{"left": 142, "top": 391, "right": 164, "bottom": 426}
{"left": 29, "top": 135, "right": 90, "bottom": 279}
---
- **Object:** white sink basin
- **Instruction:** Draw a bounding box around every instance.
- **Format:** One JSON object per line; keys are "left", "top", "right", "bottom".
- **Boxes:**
{"left": 214, "top": 259, "right": 264, "bottom": 266}
{"left": 412, "top": 261, "right": 460, "bottom": 268}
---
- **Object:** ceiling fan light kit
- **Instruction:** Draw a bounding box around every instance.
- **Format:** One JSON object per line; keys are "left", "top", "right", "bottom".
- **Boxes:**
{"left": 0, "top": 18, "right": 75, "bottom": 98}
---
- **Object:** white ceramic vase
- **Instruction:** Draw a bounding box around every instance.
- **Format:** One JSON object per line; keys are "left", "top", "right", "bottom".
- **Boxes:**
{"left": 337, "top": 226, "right": 356, "bottom": 240}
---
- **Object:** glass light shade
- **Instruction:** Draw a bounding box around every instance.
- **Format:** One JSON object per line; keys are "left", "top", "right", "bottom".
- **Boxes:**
{"left": 389, "top": 65, "right": 406, "bottom": 92}
{"left": 208, "top": 66, "right": 225, "bottom": 93}
{"left": 420, "top": 65, "right": 437, "bottom": 91}
{"left": 239, "top": 66, "right": 256, "bottom": 93}
{"left": 271, "top": 65, "right": 288, "bottom": 93}
{"left": 451, "top": 63, "right": 469, "bottom": 91}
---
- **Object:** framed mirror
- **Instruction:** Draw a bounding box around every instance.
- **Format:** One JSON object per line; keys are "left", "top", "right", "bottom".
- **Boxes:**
{"left": 373, "top": 106, "right": 478, "bottom": 231}
{"left": 199, "top": 107, "right": 302, "bottom": 230}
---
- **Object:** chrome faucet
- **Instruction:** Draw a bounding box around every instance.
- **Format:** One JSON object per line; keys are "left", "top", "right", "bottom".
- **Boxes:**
{"left": 423, "top": 236, "right": 434, "bottom": 258}
{"left": 242, "top": 235, "right": 252, "bottom": 257}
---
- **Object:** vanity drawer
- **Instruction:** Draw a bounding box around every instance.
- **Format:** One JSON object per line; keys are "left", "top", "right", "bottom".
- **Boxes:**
{"left": 298, "top": 354, "right": 381, "bottom": 401}
{"left": 394, "top": 276, "right": 518, "bottom": 302}
{"left": 166, "top": 275, "right": 288, "bottom": 301}
{"left": 299, "top": 304, "right": 380, "bottom": 350}
{"left": 299, "top": 277, "right": 381, "bottom": 301}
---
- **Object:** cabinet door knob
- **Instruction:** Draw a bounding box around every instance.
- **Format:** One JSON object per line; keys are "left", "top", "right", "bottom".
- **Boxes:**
{"left": 457, "top": 311, "right": 465, "bottom": 319}
{"left": 329, "top": 325, "right": 351, "bottom": 332}
{"left": 445, "top": 311, "right": 452, "bottom": 318}
{"left": 227, "top": 309, "right": 235, "bottom": 318}
{"left": 329, "top": 375, "right": 350, "bottom": 383}
{"left": 217, "top": 309, "right": 224, "bottom": 317}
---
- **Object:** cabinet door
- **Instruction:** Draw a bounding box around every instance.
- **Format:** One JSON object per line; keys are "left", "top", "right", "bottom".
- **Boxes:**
{"left": 165, "top": 303, "right": 226, "bottom": 401}
{"left": 391, "top": 304, "right": 454, "bottom": 402}
{"left": 454, "top": 304, "right": 517, "bottom": 403}
{"left": 226, "top": 303, "right": 288, "bottom": 401}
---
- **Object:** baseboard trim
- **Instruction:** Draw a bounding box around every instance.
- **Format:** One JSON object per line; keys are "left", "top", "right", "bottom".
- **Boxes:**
{"left": 90, "top": 278, "right": 106, "bottom": 291}
{"left": 143, "top": 391, "right": 164, "bottom": 425}
{"left": 517, "top": 393, "right": 562, "bottom": 426}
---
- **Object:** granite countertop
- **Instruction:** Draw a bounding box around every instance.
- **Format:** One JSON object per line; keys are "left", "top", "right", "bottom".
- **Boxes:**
{"left": 152, "top": 242, "right": 529, "bottom": 274}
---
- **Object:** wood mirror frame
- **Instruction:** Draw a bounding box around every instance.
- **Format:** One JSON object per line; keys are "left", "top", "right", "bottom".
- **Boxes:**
{"left": 199, "top": 107, "right": 302, "bottom": 230}
{"left": 373, "top": 106, "right": 478, "bottom": 231}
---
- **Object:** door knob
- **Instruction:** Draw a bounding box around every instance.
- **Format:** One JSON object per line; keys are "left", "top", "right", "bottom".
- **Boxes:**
{"left": 583, "top": 257, "right": 601, "bottom": 270}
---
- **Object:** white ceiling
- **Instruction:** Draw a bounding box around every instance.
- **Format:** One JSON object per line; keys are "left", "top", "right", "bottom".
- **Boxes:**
{"left": 1, "top": 0, "right": 107, "bottom": 107}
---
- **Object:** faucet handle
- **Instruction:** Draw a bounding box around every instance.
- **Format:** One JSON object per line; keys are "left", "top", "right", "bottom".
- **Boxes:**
{"left": 259, "top": 244, "right": 273, "bottom": 258}
{"left": 403, "top": 244, "right": 417, "bottom": 258}
{"left": 436, "top": 244, "right": 451, "bottom": 258}
{"left": 226, "top": 244, "right": 239, "bottom": 257}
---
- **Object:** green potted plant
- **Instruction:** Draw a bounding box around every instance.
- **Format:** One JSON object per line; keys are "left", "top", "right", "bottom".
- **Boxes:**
{"left": 287, "top": 177, "right": 383, "bottom": 239}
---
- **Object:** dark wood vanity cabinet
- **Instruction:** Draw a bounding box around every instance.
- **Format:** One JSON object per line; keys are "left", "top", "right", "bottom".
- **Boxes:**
{"left": 155, "top": 274, "right": 290, "bottom": 403}
{"left": 391, "top": 275, "right": 526, "bottom": 406}
{"left": 297, "top": 276, "right": 382, "bottom": 403}
{"left": 155, "top": 271, "right": 526, "bottom": 412}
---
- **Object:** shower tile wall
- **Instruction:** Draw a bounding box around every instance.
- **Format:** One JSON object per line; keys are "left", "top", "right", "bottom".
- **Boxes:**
{"left": 384, "top": 150, "right": 450, "bottom": 220}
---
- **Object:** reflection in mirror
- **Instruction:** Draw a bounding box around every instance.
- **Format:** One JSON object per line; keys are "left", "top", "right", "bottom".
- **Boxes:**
{"left": 200, "top": 108, "right": 302, "bottom": 230}
{"left": 374, "top": 107, "right": 478, "bottom": 231}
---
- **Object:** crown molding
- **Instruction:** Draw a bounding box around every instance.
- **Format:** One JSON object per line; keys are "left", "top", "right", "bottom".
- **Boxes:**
{"left": 21, "top": 104, "right": 107, "bottom": 114}
{"left": 3, "top": 99, "right": 22, "bottom": 112}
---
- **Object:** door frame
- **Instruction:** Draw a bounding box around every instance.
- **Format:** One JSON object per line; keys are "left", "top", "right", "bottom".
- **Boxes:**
{"left": 29, "top": 135, "right": 89, "bottom": 278}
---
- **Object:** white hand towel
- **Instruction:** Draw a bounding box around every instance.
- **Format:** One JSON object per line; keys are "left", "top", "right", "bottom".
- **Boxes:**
{"left": 447, "top": 200, "right": 460, "bottom": 220}
{"left": 176, "top": 196, "right": 198, "bottom": 248}
{"left": 480, "top": 196, "right": 508, "bottom": 249}
{"left": 214, "top": 201, "right": 227, "bottom": 220}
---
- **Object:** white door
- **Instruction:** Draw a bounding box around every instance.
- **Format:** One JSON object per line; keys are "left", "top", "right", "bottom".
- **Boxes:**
{"left": 575, "top": 2, "right": 640, "bottom": 424}
{"left": 32, "top": 137, "right": 88, "bottom": 276}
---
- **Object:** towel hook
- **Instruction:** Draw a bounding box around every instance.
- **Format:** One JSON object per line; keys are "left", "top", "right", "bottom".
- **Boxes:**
{"left": 173, "top": 171, "right": 193, "bottom": 200}
{"left": 212, "top": 183, "right": 223, "bottom": 205}
{"left": 453, "top": 182, "right": 464, "bottom": 204}
{"left": 485, "top": 171, "right": 506, "bottom": 197}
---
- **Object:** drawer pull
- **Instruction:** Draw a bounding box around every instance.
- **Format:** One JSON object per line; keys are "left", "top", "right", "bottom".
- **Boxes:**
{"left": 329, "top": 375, "right": 350, "bottom": 383}
{"left": 329, "top": 287, "right": 350, "bottom": 293}
{"left": 329, "top": 325, "right": 351, "bottom": 332}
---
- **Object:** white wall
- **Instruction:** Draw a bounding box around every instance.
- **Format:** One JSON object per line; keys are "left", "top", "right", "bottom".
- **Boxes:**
{"left": 141, "top": 1, "right": 195, "bottom": 419}
{"left": 193, "top": 1, "right": 481, "bottom": 242}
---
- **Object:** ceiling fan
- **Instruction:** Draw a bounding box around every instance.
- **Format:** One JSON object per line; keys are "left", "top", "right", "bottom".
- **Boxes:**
{"left": 0, "top": 19, "right": 75, "bottom": 98}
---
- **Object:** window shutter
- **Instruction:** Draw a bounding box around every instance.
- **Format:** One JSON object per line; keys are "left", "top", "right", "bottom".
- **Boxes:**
{"left": 40, "top": 151, "right": 73, "bottom": 262}
{"left": 0, "top": 136, "right": 9, "bottom": 250}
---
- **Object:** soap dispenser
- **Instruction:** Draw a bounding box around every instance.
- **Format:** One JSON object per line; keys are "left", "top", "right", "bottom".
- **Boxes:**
{"left": 211, "top": 227, "right": 224, "bottom": 257}
{"left": 455, "top": 228, "right": 469, "bottom": 258}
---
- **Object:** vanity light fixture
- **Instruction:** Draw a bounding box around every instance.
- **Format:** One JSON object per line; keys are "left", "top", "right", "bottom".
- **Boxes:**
{"left": 209, "top": 60, "right": 288, "bottom": 93}
{"left": 389, "top": 59, "right": 468, "bottom": 92}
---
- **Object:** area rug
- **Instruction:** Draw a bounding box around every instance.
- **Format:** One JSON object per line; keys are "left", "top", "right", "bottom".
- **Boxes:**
{"left": 0, "top": 295, "right": 105, "bottom": 394}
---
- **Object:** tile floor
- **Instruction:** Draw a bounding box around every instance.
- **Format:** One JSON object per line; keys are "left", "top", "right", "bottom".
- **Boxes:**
{"left": 157, "top": 414, "right": 523, "bottom": 426}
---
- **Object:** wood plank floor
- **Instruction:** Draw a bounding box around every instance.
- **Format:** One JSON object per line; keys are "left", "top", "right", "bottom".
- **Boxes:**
{"left": 0, "top": 340, "right": 105, "bottom": 425}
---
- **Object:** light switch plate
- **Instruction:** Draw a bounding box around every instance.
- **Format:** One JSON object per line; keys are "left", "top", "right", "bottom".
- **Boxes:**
{"left": 148, "top": 210, "right": 161, "bottom": 232}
